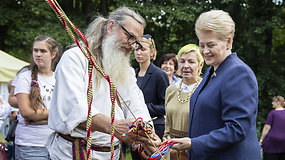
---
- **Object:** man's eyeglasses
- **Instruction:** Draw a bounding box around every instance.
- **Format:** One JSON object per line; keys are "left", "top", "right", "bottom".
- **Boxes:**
{"left": 118, "top": 24, "right": 142, "bottom": 51}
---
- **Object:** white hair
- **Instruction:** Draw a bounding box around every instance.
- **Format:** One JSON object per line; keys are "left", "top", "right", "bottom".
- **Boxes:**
{"left": 101, "top": 31, "right": 132, "bottom": 86}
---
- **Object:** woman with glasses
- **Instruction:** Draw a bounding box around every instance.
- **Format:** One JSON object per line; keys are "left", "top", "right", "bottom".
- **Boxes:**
{"left": 133, "top": 34, "right": 169, "bottom": 159}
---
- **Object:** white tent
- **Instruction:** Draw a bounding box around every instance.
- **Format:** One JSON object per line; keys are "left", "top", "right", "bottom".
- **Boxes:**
{"left": 0, "top": 50, "right": 29, "bottom": 101}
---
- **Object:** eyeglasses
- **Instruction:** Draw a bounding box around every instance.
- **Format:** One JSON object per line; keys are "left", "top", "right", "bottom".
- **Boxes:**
{"left": 118, "top": 24, "right": 142, "bottom": 51}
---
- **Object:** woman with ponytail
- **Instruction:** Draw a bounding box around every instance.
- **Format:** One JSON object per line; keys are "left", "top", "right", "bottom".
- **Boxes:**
{"left": 14, "top": 35, "right": 62, "bottom": 159}
{"left": 260, "top": 96, "right": 285, "bottom": 160}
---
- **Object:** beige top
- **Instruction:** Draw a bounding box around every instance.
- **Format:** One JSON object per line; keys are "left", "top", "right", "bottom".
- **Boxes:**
{"left": 163, "top": 79, "right": 201, "bottom": 139}
{"left": 163, "top": 80, "right": 201, "bottom": 160}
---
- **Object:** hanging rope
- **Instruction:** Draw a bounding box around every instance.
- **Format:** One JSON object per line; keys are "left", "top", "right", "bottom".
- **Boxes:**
{"left": 46, "top": 0, "right": 117, "bottom": 159}
{"left": 46, "top": 1, "right": 166, "bottom": 160}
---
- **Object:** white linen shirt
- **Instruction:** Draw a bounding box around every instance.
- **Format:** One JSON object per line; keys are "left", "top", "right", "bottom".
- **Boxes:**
{"left": 47, "top": 47, "right": 151, "bottom": 159}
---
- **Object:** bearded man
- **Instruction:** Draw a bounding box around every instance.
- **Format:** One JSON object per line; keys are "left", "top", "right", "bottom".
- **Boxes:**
{"left": 47, "top": 7, "right": 160, "bottom": 160}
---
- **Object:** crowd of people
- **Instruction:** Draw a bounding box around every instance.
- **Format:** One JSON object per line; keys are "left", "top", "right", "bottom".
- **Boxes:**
{"left": 0, "top": 6, "right": 284, "bottom": 160}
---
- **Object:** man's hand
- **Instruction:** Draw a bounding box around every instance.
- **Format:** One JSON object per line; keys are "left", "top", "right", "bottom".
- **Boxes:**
{"left": 114, "top": 118, "right": 137, "bottom": 143}
{"left": 170, "top": 137, "right": 192, "bottom": 151}
{"left": 139, "top": 132, "right": 161, "bottom": 159}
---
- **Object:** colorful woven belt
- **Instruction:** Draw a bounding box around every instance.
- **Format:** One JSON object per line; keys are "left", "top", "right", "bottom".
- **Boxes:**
{"left": 58, "top": 133, "right": 119, "bottom": 160}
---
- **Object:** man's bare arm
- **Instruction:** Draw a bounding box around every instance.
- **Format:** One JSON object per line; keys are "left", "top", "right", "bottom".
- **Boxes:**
{"left": 78, "top": 113, "right": 136, "bottom": 143}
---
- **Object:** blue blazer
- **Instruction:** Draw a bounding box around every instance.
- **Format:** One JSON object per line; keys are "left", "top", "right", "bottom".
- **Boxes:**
{"left": 188, "top": 53, "right": 261, "bottom": 160}
{"left": 135, "top": 62, "right": 169, "bottom": 125}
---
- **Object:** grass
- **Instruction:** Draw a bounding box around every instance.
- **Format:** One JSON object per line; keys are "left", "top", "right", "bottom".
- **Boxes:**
{"left": 125, "top": 147, "right": 132, "bottom": 160}
{"left": 0, "top": 133, "right": 5, "bottom": 143}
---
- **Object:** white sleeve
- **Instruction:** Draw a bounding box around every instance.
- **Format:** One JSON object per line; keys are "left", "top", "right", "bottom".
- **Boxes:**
{"left": 12, "top": 68, "right": 30, "bottom": 87}
{"left": 11, "top": 78, "right": 17, "bottom": 87}
{"left": 14, "top": 71, "right": 31, "bottom": 95}
{"left": 122, "top": 68, "right": 152, "bottom": 125}
{"left": 48, "top": 48, "right": 100, "bottom": 134}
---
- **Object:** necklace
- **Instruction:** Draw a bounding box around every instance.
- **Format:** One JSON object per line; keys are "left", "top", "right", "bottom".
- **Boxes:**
{"left": 177, "top": 78, "right": 201, "bottom": 103}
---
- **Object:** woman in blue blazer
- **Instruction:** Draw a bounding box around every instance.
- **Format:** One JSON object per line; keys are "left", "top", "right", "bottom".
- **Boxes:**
{"left": 130, "top": 34, "right": 168, "bottom": 160}
{"left": 171, "top": 10, "right": 261, "bottom": 160}
{"left": 134, "top": 34, "right": 169, "bottom": 140}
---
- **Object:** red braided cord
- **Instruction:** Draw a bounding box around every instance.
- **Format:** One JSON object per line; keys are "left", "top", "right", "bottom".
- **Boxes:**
{"left": 46, "top": 0, "right": 117, "bottom": 159}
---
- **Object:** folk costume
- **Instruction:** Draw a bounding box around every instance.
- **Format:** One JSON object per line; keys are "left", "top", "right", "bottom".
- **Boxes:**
{"left": 47, "top": 47, "right": 152, "bottom": 159}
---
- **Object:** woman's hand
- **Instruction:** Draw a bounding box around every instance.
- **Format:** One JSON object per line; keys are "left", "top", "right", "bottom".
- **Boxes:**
{"left": 259, "top": 139, "right": 263, "bottom": 145}
{"left": 170, "top": 137, "right": 192, "bottom": 151}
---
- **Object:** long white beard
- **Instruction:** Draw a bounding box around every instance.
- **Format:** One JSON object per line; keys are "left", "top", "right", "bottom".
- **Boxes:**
{"left": 102, "top": 33, "right": 131, "bottom": 86}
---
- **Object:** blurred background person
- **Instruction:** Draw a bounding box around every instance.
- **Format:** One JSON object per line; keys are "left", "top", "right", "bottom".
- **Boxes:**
{"left": 163, "top": 44, "right": 203, "bottom": 160}
{"left": 4, "top": 65, "right": 30, "bottom": 160}
{"left": 260, "top": 95, "right": 285, "bottom": 160}
{"left": 171, "top": 10, "right": 261, "bottom": 160}
{"left": 14, "top": 35, "right": 61, "bottom": 159}
{"left": 0, "top": 95, "right": 10, "bottom": 160}
{"left": 133, "top": 34, "right": 169, "bottom": 159}
{"left": 134, "top": 34, "right": 169, "bottom": 140}
{"left": 157, "top": 53, "right": 181, "bottom": 85}
{"left": 0, "top": 96, "right": 11, "bottom": 128}
{"left": 7, "top": 80, "right": 18, "bottom": 125}
{"left": 4, "top": 80, "right": 22, "bottom": 160}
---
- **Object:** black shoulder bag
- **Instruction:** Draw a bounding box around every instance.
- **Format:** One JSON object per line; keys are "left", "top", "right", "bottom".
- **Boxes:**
{"left": 5, "top": 115, "right": 18, "bottom": 142}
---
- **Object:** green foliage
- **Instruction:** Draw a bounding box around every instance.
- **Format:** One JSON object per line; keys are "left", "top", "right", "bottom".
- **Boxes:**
{"left": 0, "top": 0, "right": 73, "bottom": 61}
{"left": 1, "top": 0, "right": 284, "bottom": 138}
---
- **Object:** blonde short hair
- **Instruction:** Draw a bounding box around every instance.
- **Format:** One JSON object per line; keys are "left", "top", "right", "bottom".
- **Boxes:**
{"left": 195, "top": 10, "right": 235, "bottom": 41}
{"left": 273, "top": 96, "right": 285, "bottom": 107}
{"left": 177, "top": 44, "right": 204, "bottom": 75}
{"left": 141, "top": 37, "right": 157, "bottom": 61}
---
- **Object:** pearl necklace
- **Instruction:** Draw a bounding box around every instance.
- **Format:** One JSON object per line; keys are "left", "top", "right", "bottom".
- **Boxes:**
{"left": 177, "top": 78, "right": 201, "bottom": 104}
